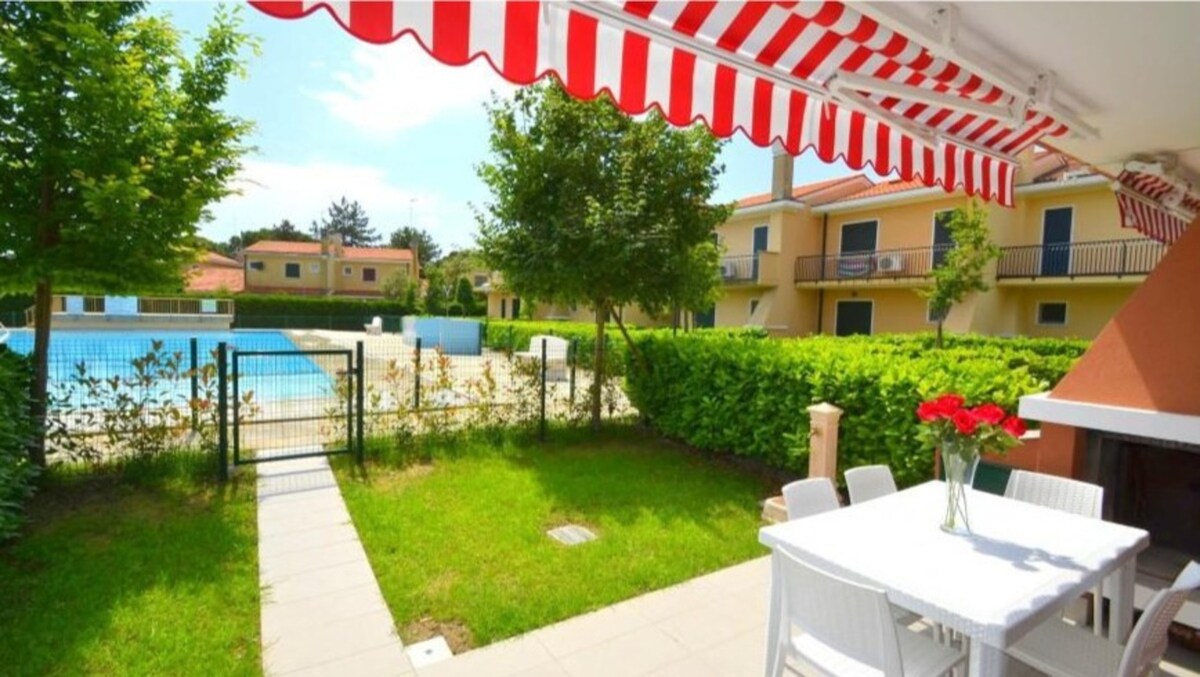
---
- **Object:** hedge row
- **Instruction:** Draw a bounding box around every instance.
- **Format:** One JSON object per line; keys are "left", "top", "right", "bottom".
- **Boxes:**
{"left": 230, "top": 294, "right": 419, "bottom": 331}
{"left": 0, "top": 349, "right": 36, "bottom": 540}
{"left": 624, "top": 333, "right": 1084, "bottom": 487}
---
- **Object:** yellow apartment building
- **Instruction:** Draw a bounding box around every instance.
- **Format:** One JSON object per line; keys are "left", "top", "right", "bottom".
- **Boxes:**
{"left": 709, "top": 149, "right": 1166, "bottom": 339}
{"left": 243, "top": 236, "right": 418, "bottom": 298}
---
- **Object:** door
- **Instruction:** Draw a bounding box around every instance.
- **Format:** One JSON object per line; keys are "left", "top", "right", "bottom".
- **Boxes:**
{"left": 932, "top": 211, "right": 954, "bottom": 268}
{"left": 752, "top": 225, "right": 769, "bottom": 280}
{"left": 693, "top": 305, "right": 715, "bottom": 328}
{"left": 835, "top": 300, "right": 873, "bottom": 336}
{"left": 1040, "top": 207, "right": 1073, "bottom": 276}
{"left": 838, "top": 221, "right": 878, "bottom": 278}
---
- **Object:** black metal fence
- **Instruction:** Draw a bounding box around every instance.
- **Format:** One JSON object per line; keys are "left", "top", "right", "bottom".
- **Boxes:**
{"left": 794, "top": 245, "right": 953, "bottom": 283}
{"left": 996, "top": 239, "right": 1167, "bottom": 279}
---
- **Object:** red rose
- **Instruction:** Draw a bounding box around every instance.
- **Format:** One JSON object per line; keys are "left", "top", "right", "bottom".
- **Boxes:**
{"left": 971, "top": 403, "right": 1006, "bottom": 425}
{"left": 952, "top": 409, "right": 979, "bottom": 435}
{"left": 1002, "top": 416, "right": 1027, "bottom": 438}
{"left": 916, "top": 401, "right": 942, "bottom": 422}
{"left": 934, "top": 394, "right": 966, "bottom": 417}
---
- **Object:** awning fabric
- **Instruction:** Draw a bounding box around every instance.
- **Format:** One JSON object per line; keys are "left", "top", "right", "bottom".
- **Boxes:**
{"left": 1115, "top": 170, "right": 1199, "bottom": 244}
{"left": 251, "top": 0, "right": 1075, "bottom": 207}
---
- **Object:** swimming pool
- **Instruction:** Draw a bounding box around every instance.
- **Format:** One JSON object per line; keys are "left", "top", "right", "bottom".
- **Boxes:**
{"left": 5, "top": 329, "right": 333, "bottom": 404}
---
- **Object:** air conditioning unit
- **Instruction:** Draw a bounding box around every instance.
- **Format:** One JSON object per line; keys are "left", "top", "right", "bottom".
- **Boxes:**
{"left": 876, "top": 253, "right": 904, "bottom": 273}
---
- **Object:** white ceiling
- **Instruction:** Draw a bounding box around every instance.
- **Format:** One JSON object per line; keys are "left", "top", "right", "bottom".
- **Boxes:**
{"left": 861, "top": 2, "right": 1200, "bottom": 183}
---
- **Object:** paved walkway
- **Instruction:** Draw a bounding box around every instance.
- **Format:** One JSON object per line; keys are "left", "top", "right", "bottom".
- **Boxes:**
{"left": 256, "top": 450, "right": 412, "bottom": 676}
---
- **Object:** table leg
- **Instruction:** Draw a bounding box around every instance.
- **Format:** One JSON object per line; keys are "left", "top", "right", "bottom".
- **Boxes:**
{"left": 968, "top": 641, "right": 1008, "bottom": 677}
{"left": 1110, "top": 556, "right": 1137, "bottom": 643}
{"left": 764, "top": 550, "right": 787, "bottom": 677}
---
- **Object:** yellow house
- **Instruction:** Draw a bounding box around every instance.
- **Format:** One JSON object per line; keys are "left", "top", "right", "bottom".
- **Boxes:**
{"left": 243, "top": 236, "right": 418, "bottom": 298}
{"left": 710, "top": 149, "right": 1166, "bottom": 339}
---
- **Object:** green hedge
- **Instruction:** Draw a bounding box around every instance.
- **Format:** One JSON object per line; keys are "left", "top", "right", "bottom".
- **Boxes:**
{"left": 625, "top": 333, "right": 1085, "bottom": 487}
{"left": 230, "top": 294, "right": 418, "bottom": 331}
{"left": 0, "top": 349, "right": 36, "bottom": 540}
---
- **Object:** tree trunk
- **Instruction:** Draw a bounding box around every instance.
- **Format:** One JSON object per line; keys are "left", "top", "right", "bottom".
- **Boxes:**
{"left": 936, "top": 319, "right": 944, "bottom": 349}
{"left": 609, "top": 308, "right": 646, "bottom": 374}
{"left": 28, "top": 277, "right": 53, "bottom": 467}
{"left": 590, "top": 304, "right": 607, "bottom": 430}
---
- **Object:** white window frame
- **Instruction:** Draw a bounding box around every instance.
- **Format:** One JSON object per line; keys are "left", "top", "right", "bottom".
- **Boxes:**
{"left": 834, "top": 299, "right": 874, "bottom": 336}
{"left": 309, "top": 262, "right": 321, "bottom": 274}
{"left": 1036, "top": 301, "right": 1069, "bottom": 327}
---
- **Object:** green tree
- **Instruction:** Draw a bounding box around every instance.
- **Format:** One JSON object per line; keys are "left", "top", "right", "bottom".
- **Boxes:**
{"left": 453, "top": 277, "right": 479, "bottom": 316}
{"left": 919, "top": 201, "right": 1002, "bottom": 348}
{"left": 477, "top": 82, "right": 730, "bottom": 427}
{"left": 422, "top": 267, "right": 448, "bottom": 316}
{"left": 312, "top": 197, "right": 379, "bottom": 247}
{"left": 389, "top": 226, "right": 441, "bottom": 267}
{"left": 0, "top": 2, "right": 255, "bottom": 465}
{"left": 380, "top": 268, "right": 418, "bottom": 306}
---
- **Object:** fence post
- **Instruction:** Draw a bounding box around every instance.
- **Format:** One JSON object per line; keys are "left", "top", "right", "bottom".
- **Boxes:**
{"left": 413, "top": 337, "right": 422, "bottom": 409}
{"left": 539, "top": 338, "right": 548, "bottom": 441}
{"left": 189, "top": 337, "right": 199, "bottom": 433}
{"left": 507, "top": 325, "right": 514, "bottom": 352}
{"left": 355, "top": 341, "right": 365, "bottom": 464}
{"left": 569, "top": 339, "right": 578, "bottom": 405}
{"left": 216, "top": 342, "right": 228, "bottom": 482}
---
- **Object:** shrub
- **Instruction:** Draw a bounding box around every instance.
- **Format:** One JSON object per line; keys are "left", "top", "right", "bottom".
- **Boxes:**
{"left": 624, "top": 333, "right": 1085, "bottom": 487}
{"left": 0, "top": 349, "right": 37, "bottom": 540}
{"left": 228, "top": 294, "right": 418, "bottom": 331}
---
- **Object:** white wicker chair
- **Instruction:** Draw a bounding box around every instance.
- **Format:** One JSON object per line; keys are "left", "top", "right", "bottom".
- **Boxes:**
{"left": 782, "top": 478, "right": 840, "bottom": 521}
{"left": 845, "top": 465, "right": 898, "bottom": 505}
{"left": 1005, "top": 470, "right": 1106, "bottom": 634}
{"left": 1007, "top": 561, "right": 1200, "bottom": 677}
{"left": 778, "top": 548, "right": 966, "bottom": 677}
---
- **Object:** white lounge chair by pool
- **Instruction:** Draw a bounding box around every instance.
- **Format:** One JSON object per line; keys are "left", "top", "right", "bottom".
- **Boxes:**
{"left": 364, "top": 316, "right": 383, "bottom": 335}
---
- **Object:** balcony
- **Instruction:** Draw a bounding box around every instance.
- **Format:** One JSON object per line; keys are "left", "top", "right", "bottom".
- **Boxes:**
{"left": 997, "top": 239, "right": 1167, "bottom": 280}
{"left": 794, "top": 245, "right": 951, "bottom": 284}
{"left": 720, "top": 252, "right": 778, "bottom": 287}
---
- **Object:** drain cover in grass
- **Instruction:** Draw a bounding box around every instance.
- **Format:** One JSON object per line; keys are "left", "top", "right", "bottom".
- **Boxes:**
{"left": 546, "top": 524, "right": 597, "bottom": 546}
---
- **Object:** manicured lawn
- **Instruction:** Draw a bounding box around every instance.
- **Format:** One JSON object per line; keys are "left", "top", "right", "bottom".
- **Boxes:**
{"left": 0, "top": 454, "right": 260, "bottom": 676}
{"left": 335, "top": 426, "right": 773, "bottom": 650}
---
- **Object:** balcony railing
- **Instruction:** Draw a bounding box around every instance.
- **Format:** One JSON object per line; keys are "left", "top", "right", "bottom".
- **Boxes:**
{"left": 721, "top": 253, "right": 783, "bottom": 285}
{"left": 996, "top": 239, "right": 1167, "bottom": 279}
{"left": 794, "top": 245, "right": 953, "bottom": 283}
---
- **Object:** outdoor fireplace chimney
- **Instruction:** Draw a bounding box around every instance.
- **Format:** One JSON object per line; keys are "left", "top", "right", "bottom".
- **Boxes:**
{"left": 770, "top": 141, "right": 794, "bottom": 202}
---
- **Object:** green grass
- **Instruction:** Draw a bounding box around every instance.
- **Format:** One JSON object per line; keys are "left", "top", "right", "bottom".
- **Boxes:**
{"left": 335, "top": 426, "right": 772, "bottom": 650}
{"left": 0, "top": 453, "right": 260, "bottom": 676}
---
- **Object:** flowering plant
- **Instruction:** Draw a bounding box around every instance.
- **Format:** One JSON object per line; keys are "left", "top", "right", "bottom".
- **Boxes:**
{"left": 916, "top": 393, "right": 1026, "bottom": 455}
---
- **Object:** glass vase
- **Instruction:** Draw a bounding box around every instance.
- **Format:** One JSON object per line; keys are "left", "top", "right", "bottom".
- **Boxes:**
{"left": 941, "top": 436, "right": 981, "bottom": 534}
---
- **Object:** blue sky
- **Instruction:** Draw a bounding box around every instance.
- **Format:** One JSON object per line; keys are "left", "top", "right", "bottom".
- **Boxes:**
{"left": 166, "top": 3, "right": 869, "bottom": 253}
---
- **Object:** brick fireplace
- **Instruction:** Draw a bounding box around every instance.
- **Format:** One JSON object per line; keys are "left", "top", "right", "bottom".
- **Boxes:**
{"left": 1018, "top": 216, "right": 1200, "bottom": 632}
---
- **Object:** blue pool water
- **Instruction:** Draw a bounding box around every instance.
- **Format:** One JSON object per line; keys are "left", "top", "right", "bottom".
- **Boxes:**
{"left": 5, "top": 330, "right": 332, "bottom": 404}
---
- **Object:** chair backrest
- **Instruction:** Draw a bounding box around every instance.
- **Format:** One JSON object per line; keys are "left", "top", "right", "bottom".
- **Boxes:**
{"left": 844, "top": 465, "right": 897, "bottom": 504}
{"left": 1117, "top": 561, "right": 1200, "bottom": 677}
{"left": 779, "top": 548, "right": 905, "bottom": 676}
{"left": 1003, "top": 470, "right": 1103, "bottom": 518}
{"left": 782, "top": 478, "right": 840, "bottom": 521}
{"left": 370, "top": 316, "right": 382, "bottom": 327}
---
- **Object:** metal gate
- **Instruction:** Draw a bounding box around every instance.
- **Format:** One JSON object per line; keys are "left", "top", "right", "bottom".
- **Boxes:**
{"left": 217, "top": 341, "right": 363, "bottom": 478}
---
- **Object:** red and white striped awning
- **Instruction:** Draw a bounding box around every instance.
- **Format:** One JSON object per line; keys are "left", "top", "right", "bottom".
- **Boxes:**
{"left": 252, "top": 1, "right": 1079, "bottom": 207}
{"left": 1115, "top": 168, "right": 1199, "bottom": 244}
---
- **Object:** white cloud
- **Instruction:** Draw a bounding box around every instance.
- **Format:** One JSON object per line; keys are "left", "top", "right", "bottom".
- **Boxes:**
{"left": 201, "top": 159, "right": 477, "bottom": 252}
{"left": 309, "top": 40, "right": 514, "bottom": 135}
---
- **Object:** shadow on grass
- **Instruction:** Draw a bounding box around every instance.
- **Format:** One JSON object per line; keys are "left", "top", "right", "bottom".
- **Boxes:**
{"left": 0, "top": 452, "right": 260, "bottom": 676}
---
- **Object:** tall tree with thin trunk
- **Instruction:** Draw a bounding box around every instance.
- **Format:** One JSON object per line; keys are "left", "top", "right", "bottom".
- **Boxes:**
{"left": 0, "top": 2, "right": 255, "bottom": 465}
{"left": 312, "top": 197, "right": 379, "bottom": 247}
{"left": 919, "top": 201, "right": 1002, "bottom": 348}
{"left": 476, "top": 82, "right": 730, "bottom": 428}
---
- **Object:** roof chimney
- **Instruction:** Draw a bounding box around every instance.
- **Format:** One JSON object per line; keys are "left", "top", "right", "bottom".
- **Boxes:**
{"left": 321, "top": 233, "right": 343, "bottom": 258}
{"left": 771, "top": 142, "right": 794, "bottom": 202}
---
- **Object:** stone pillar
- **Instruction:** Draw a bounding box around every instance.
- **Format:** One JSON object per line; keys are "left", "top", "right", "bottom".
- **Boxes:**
{"left": 762, "top": 402, "right": 844, "bottom": 523}
{"left": 807, "top": 402, "right": 843, "bottom": 480}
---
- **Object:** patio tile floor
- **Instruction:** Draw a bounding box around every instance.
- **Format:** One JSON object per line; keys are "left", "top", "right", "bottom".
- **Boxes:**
{"left": 413, "top": 556, "right": 1200, "bottom": 677}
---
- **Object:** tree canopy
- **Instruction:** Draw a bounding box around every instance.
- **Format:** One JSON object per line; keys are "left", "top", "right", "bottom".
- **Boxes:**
{"left": 311, "top": 197, "right": 379, "bottom": 247}
{"left": 476, "top": 81, "right": 731, "bottom": 425}
{"left": 389, "top": 226, "right": 441, "bottom": 265}
{"left": 0, "top": 2, "right": 255, "bottom": 463}
{"left": 919, "top": 202, "right": 1002, "bottom": 347}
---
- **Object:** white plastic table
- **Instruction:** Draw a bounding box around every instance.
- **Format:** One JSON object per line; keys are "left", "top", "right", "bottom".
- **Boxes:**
{"left": 759, "top": 481, "right": 1149, "bottom": 676}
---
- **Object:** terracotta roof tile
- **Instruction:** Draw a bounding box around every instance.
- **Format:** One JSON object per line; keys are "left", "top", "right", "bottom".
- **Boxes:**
{"left": 736, "top": 175, "right": 870, "bottom": 208}
{"left": 186, "top": 266, "right": 244, "bottom": 293}
{"left": 829, "top": 178, "right": 930, "bottom": 203}
{"left": 203, "top": 252, "right": 241, "bottom": 268}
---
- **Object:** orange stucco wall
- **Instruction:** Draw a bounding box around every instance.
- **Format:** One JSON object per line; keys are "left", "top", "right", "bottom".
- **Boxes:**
{"left": 1051, "top": 216, "right": 1200, "bottom": 416}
